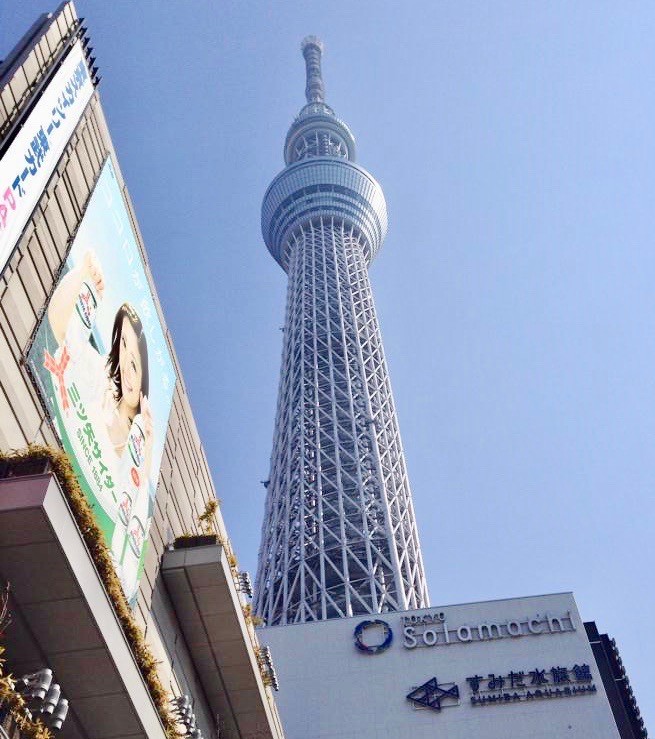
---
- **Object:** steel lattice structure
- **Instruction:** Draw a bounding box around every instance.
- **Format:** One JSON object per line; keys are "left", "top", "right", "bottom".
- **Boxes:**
{"left": 255, "top": 37, "right": 429, "bottom": 625}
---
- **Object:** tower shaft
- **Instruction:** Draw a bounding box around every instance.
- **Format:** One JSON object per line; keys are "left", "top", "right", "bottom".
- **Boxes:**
{"left": 255, "top": 38, "right": 428, "bottom": 625}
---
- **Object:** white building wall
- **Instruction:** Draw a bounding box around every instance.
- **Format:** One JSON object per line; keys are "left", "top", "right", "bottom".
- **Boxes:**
{"left": 261, "top": 592, "right": 620, "bottom": 739}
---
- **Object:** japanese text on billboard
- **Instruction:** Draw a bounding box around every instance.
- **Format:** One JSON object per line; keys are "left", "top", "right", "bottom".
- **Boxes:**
{"left": 0, "top": 41, "right": 93, "bottom": 274}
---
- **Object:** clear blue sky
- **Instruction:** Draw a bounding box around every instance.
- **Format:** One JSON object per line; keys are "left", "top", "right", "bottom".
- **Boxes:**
{"left": 2, "top": 0, "right": 653, "bottom": 729}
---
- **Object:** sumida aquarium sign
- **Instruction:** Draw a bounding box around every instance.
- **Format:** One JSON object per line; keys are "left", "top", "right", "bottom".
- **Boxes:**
{"left": 405, "top": 662, "right": 598, "bottom": 714}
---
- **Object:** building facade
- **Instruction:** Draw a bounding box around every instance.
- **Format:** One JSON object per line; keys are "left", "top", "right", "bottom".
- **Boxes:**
{"left": 0, "top": 4, "right": 284, "bottom": 739}
{"left": 262, "top": 593, "right": 623, "bottom": 738}
{"left": 585, "top": 622, "right": 648, "bottom": 738}
{"left": 255, "top": 36, "right": 428, "bottom": 626}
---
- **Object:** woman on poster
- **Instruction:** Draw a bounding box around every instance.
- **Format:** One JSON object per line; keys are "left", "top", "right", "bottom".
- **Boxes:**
{"left": 45, "top": 248, "right": 155, "bottom": 597}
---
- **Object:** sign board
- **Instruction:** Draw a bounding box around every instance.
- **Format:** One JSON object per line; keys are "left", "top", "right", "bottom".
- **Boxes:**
{"left": 27, "top": 157, "right": 176, "bottom": 605}
{"left": 0, "top": 41, "right": 93, "bottom": 274}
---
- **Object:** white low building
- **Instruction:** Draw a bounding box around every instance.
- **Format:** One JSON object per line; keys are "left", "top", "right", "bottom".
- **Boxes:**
{"left": 261, "top": 592, "right": 620, "bottom": 738}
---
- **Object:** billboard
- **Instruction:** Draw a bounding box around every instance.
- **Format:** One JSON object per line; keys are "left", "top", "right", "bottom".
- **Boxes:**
{"left": 0, "top": 41, "right": 93, "bottom": 276}
{"left": 27, "top": 157, "right": 175, "bottom": 605}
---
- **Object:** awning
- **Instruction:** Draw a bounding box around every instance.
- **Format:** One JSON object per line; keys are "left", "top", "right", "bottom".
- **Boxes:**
{"left": 161, "top": 545, "right": 284, "bottom": 739}
{"left": 0, "top": 472, "right": 168, "bottom": 739}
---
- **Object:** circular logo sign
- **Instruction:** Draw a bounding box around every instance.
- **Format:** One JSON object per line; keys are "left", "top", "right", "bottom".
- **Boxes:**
{"left": 354, "top": 619, "right": 393, "bottom": 654}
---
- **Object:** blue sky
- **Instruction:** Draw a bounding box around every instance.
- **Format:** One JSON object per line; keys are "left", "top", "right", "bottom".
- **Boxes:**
{"left": 2, "top": 0, "right": 654, "bottom": 729}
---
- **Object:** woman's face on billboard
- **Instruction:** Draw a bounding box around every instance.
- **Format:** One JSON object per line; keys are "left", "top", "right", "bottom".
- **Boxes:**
{"left": 119, "top": 317, "right": 142, "bottom": 411}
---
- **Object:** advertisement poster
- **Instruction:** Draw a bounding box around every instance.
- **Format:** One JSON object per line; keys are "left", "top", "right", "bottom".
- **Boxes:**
{"left": 27, "top": 157, "right": 175, "bottom": 606}
{"left": 0, "top": 41, "right": 93, "bottom": 275}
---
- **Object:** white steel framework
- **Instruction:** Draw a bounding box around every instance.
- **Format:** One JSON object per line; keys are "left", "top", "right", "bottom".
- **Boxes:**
{"left": 255, "top": 37, "right": 429, "bottom": 625}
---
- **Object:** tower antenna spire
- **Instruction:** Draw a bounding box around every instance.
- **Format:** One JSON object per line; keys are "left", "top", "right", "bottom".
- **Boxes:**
{"left": 301, "top": 36, "right": 325, "bottom": 103}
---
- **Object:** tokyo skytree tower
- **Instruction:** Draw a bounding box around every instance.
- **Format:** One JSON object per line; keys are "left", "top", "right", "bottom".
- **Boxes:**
{"left": 255, "top": 37, "right": 429, "bottom": 625}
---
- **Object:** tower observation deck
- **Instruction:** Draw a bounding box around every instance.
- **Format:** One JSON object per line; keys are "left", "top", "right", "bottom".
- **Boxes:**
{"left": 255, "top": 37, "right": 429, "bottom": 625}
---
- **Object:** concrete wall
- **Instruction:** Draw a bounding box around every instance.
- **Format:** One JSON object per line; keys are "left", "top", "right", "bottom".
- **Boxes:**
{"left": 261, "top": 592, "right": 621, "bottom": 739}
